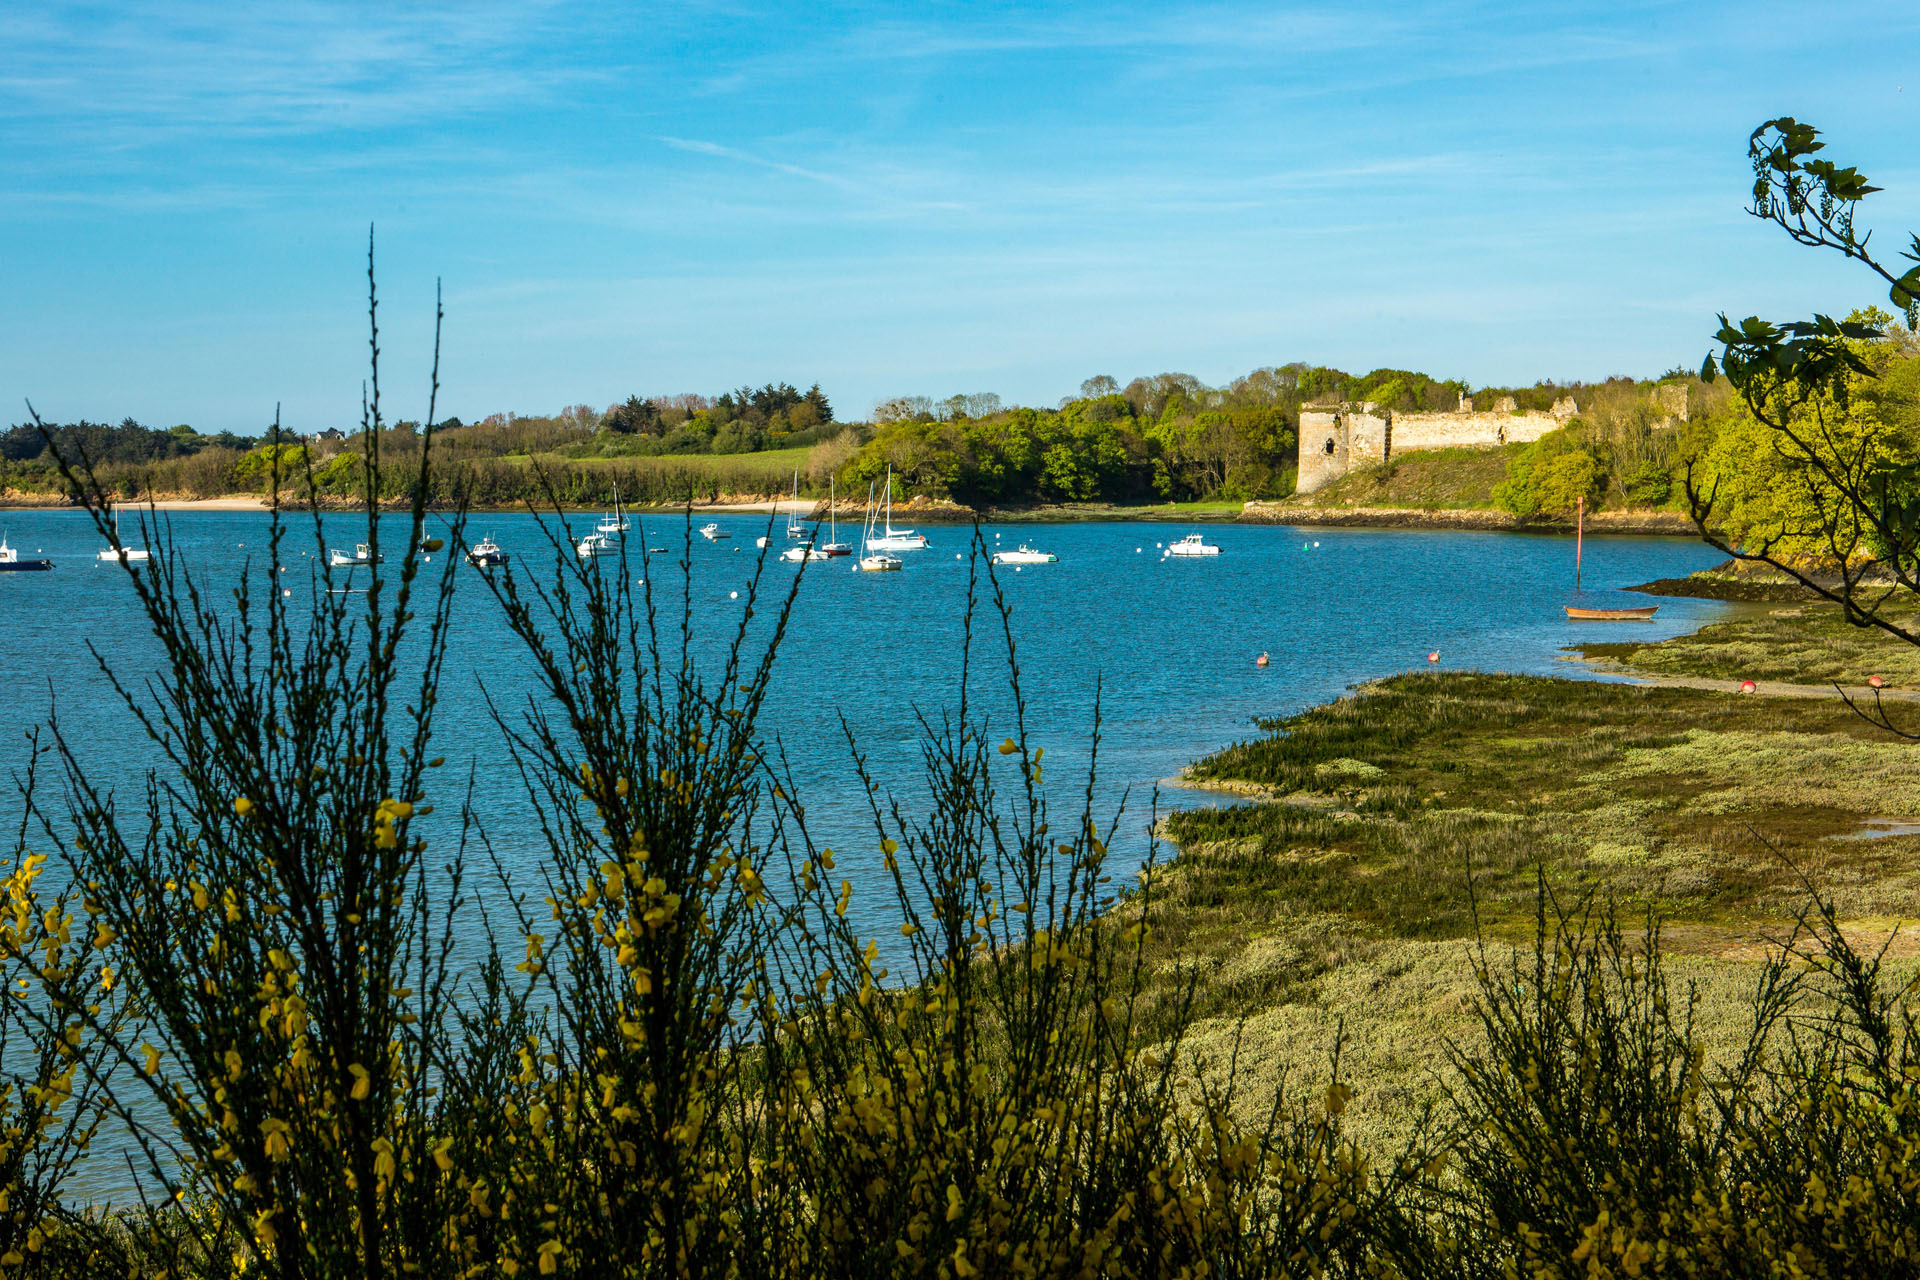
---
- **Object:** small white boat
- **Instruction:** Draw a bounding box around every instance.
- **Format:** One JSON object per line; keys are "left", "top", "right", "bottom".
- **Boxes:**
{"left": 755, "top": 535, "right": 771, "bottom": 549}
{"left": 0, "top": 537, "right": 52, "bottom": 572}
{"left": 467, "top": 536, "right": 508, "bottom": 568}
{"left": 867, "top": 531, "right": 927, "bottom": 551}
{"left": 855, "top": 482, "right": 904, "bottom": 571}
{"left": 991, "top": 543, "right": 1056, "bottom": 565}
{"left": 329, "top": 543, "right": 383, "bottom": 567}
{"left": 577, "top": 532, "right": 618, "bottom": 559}
{"left": 700, "top": 523, "right": 731, "bottom": 542}
{"left": 817, "top": 476, "right": 851, "bottom": 556}
{"left": 97, "top": 507, "right": 151, "bottom": 563}
{"left": 866, "top": 467, "right": 928, "bottom": 551}
{"left": 782, "top": 544, "right": 830, "bottom": 562}
{"left": 596, "top": 484, "right": 629, "bottom": 536}
{"left": 1164, "top": 533, "right": 1221, "bottom": 558}
{"left": 785, "top": 471, "right": 807, "bottom": 540}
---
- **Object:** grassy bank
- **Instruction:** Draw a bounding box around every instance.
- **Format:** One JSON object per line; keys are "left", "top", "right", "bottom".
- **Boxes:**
{"left": 1577, "top": 590, "right": 1920, "bottom": 686}
{"left": 1153, "top": 651, "right": 1920, "bottom": 1149}
{"left": 1290, "top": 445, "right": 1524, "bottom": 510}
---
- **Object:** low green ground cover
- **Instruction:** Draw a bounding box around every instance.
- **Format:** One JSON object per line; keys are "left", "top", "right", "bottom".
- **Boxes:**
{"left": 1288, "top": 446, "right": 1523, "bottom": 509}
{"left": 1156, "top": 667, "right": 1920, "bottom": 1147}
{"left": 1577, "top": 592, "right": 1920, "bottom": 685}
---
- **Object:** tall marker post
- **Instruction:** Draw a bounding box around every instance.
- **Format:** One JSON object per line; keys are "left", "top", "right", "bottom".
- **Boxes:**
{"left": 1575, "top": 495, "right": 1584, "bottom": 590}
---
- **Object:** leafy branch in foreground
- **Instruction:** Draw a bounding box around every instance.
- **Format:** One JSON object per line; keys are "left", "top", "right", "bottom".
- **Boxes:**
{"left": 1688, "top": 119, "right": 1920, "bottom": 725}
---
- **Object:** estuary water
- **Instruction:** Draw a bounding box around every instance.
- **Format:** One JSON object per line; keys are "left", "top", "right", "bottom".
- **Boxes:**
{"left": 0, "top": 508, "right": 1730, "bottom": 943}
{"left": 2, "top": 508, "right": 1731, "bottom": 1201}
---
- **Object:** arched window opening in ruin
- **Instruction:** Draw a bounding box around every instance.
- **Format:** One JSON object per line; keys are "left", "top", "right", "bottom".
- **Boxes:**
{"left": 1323, "top": 437, "right": 1335, "bottom": 455}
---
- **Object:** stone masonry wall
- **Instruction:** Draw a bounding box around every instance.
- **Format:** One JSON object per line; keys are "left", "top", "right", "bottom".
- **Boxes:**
{"left": 1294, "top": 397, "right": 1578, "bottom": 495}
{"left": 1346, "top": 410, "right": 1390, "bottom": 465}
{"left": 1386, "top": 409, "right": 1565, "bottom": 451}
{"left": 1296, "top": 410, "right": 1346, "bottom": 495}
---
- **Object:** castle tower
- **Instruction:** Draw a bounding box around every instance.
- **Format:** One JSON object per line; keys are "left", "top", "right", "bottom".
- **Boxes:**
{"left": 1295, "top": 409, "right": 1347, "bottom": 494}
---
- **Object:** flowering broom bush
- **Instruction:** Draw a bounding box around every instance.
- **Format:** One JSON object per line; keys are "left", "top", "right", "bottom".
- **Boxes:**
{"left": 4, "top": 258, "right": 1916, "bottom": 1278}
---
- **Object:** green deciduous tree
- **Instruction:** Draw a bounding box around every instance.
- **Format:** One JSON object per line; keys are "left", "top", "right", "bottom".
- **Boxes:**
{"left": 1693, "top": 118, "right": 1920, "bottom": 662}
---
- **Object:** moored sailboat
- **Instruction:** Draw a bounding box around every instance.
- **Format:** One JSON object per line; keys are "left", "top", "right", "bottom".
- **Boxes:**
{"left": 855, "top": 483, "right": 902, "bottom": 572}
{"left": 865, "top": 467, "right": 928, "bottom": 551}
{"left": 597, "top": 484, "right": 630, "bottom": 536}
{"left": 785, "top": 471, "right": 807, "bottom": 540}
{"left": 97, "top": 506, "right": 151, "bottom": 563}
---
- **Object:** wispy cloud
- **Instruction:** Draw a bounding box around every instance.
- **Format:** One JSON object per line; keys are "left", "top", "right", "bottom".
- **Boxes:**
{"left": 660, "top": 136, "right": 863, "bottom": 192}
{"left": 2, "top": 1, "right": 590, "bottom": 153}
{"left": 6, "top": 0, "right": 1920, "bottom": 427}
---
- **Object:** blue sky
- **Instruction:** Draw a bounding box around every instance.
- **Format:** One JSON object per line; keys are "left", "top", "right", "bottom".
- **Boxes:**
{"left": 5, "top": 1, "right": 1918, "bottom": 432}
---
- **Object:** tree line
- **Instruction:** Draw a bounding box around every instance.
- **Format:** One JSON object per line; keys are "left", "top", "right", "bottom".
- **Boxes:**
{"left": 22, "top": 351, "right": 1883, "bottom": 517}
{"left": 1484, "top": 330, "right": 1920, "bottom": 533}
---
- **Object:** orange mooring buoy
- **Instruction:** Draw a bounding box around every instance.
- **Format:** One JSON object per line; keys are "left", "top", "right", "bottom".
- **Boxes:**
{"left": 1870, "top": 674, "right": 1886, "bottom": 688}
{"left": 1427, "top": 651, "right": 1440, "bottom": 664}
{"left": 1741, "top": 679, "right": 1757, "bottom": 693}
{"left": 1256, "top": 652, "right": 1269, "bottom": 667}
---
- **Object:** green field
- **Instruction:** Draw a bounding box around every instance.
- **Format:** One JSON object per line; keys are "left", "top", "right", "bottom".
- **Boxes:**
{"left": 443, "top": 445, "right": 820, "bottom": 506}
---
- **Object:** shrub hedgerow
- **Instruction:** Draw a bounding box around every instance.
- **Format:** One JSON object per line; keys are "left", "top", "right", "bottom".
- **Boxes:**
{"left": 4, "top": 272, "right": 1918, "bottom": 1277}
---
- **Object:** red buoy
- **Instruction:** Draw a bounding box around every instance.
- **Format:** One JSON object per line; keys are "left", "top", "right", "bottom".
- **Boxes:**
{"left": 1870, "top": 674, "right": 1886, "bottom": 689}
{"left": 1427, "top": 651, "right": 1440, "bottom": 664}
{"left": 1256, "top": 652, "right": 1269, "bottom": 668}
{"left": 1740, "top": 679, "right": 1756, "bottom": 693}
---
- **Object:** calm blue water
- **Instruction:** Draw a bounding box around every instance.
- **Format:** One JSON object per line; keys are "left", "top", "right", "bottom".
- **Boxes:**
{"left": 0, "top": 507, "right": 1726, "bottom": 920}
{"left": 1, "top": 508, "right": 1730, "bottom": 1201}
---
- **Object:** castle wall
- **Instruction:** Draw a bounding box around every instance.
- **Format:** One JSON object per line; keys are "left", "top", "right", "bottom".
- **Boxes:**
{"left": 1294, "top": 398, "right": 1578, "bottom": 494}
{"left": 1387, "top": 410, "right": 1563, "bottom": 451}
{"left": 1346, "top": 409, "right": 1390, "bottom": 465}
{"left": 1295, "top": 410, "right": 1346, "bottom": 494}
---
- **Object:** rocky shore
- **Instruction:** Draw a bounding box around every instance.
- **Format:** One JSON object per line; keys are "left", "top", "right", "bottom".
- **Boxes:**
{"left": 1238, "top": 500, "right": 1698, "bottom": 535}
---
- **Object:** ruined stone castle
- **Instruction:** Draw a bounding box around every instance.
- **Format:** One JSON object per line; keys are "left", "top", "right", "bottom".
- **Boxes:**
{"left": 1295, "top": 393, "right": 1579, "bottom": 495}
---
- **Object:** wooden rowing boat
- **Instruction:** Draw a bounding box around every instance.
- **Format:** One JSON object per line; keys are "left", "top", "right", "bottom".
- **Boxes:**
{"left": 1564, "top": 605, "right": 1659, "bottom": 621}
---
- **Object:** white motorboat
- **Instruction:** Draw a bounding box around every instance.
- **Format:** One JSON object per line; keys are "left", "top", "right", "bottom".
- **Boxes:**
{"left": 782, "top": 544, "right": 831, "bottom": 562}
{"left": 329, "top": 543, "right": 383, "bottom": 567}
{"left": 0, "top": 537, "right": 52, "bottom": 572}
{"left": 577, "top": 532, "right": 618, "bottom": 559}
{"left": 865, "top": 467, "right": 928, "bottom": 551}
{"left": 991, "top": 543, "right": 1056, "bottom": 565}
{"left": 1164, "top": 533, "right": 1221, "bottom": 558}
{"left": 700, "top": 522, "right": 731, "bottom": 542}
{"left": 97, "top": 506, "right": 151, "bottom": 563}
{"left": 467, "top": 535, "right": 508, "bottom": 568}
